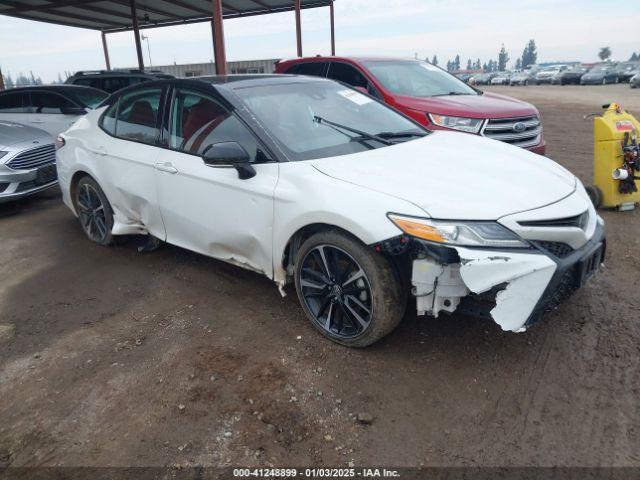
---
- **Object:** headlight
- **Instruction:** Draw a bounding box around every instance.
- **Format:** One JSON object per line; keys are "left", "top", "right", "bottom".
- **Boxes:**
{"left": 428, "top": 114, "right": 483, "bottom": 134}
{"left": 388, "top": 214, "right": 529, "bottom": 248}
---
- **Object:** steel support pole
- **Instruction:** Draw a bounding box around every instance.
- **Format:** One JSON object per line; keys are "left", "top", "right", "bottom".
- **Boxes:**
{"left": 129, "top": 0, "right": 144, "bottom": 70}
{"left": 211, "top": 0, "right": 227, "bottom": 74}
{"left": 101, "top": 31, "right": 111, "bottom": 70}
{"left": 294, "top": 0, "right": 302, "bottom": 57}
{"left": 329, "top": 1, "right": 335, "bottom": 56}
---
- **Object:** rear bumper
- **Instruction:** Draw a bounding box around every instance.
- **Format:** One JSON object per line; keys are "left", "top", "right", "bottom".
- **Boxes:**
{"left": 524, "top": 221, "right": 606, "bottom": 327}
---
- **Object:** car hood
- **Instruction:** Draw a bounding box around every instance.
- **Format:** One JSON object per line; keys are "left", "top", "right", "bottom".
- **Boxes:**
{"left": 309, "top": 131, "right": 577, "bottom": 220}
{"left": 582, "top": 73, "right": 603, "bottom": 79}
{"left": 0, "top": 120, "right": 52, "bottom": 149}
{"left": 393, "top": 92, "right": 536, "bottom": 119}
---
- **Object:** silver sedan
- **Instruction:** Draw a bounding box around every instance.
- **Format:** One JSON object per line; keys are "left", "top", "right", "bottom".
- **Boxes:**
{"left": 0, "top": 121, "right": 57, "bottom": 203}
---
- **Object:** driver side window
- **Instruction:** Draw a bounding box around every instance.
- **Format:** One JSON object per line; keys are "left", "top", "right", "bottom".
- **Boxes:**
{"left": 169, "top": 88, "right": 266, "bottom": 163}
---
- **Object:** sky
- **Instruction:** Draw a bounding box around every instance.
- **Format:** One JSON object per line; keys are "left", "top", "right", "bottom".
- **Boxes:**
{"left": 0, "top": 0, "right": 638, "bottom": 83}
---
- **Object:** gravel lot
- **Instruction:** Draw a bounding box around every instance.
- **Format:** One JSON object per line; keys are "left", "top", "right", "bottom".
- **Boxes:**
{"left": 1, "top": 84, "right": 639, "bottom": 470}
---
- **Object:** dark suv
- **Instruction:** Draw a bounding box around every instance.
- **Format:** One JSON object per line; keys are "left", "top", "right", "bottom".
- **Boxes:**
{"left": 65, "top": 69, "right": 173, "bottom": 94}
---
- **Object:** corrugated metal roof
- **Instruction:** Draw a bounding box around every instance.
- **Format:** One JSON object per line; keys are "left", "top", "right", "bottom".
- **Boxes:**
{"left": 0, "top": 0, "right": 334, "bottom": 32}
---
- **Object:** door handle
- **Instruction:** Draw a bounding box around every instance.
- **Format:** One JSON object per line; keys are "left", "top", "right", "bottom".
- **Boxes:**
{"left": 87, "top": 145, "right": 107, "bottom": 156}
{"left": 154, "top": 162, "right": 178, "bottom": 174}
{"left": 31, "top": 120, "right": 45, "bottom": 124}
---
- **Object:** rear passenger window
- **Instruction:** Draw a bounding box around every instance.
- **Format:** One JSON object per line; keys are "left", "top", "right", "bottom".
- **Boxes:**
{"left": 29, "top": 92, "right": 77, "bottom": 114}
{"left": 328, "top": 63, "right": 369, "bottom": 89}
{"left": 288, "top": 62, "right": 328, "bottom": 77}
{"left": 73, "top": 78, "right": 101, "bottom": 89}
{"left": 111, "top": 88, "right": 162, "bottom": 144}
{"left": 102, "top": 77, "right": 131, "bottom": 93}
{"left": 0, "top": 92, "right": 27, "bottom": 113}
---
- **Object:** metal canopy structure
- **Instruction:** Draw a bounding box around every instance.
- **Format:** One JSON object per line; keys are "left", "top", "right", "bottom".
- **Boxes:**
{"left": 0, "top": 0, "right": 336, "bottom": 75}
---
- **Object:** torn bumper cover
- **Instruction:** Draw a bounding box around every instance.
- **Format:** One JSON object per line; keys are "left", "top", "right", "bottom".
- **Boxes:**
{"left": 411, "top": 222, "right": 605, "bottom": 332}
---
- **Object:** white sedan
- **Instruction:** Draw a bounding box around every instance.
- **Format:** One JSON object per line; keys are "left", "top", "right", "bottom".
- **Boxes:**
{"left": 56, "top": 75, "right": 605, "bottom": 347}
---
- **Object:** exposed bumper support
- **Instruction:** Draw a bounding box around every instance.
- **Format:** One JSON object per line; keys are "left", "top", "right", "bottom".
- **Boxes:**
{"left": 411, "top": 222, "right": 605, "bottom": 332}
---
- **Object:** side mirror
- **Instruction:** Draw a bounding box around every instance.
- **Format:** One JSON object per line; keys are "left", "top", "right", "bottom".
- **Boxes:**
{"left": 61, "top": 106, "right": 87, "bottom": 115}
{"left": 202, "top": 141, "right": 256, "bottom": 180}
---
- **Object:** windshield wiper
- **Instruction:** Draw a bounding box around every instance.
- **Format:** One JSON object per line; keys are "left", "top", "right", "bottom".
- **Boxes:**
{"left": 313, "top": 116, "right": 393, "bottom": 146}
{"left": 375, "top": 130, "right": 428, "bottom": 140}
{"left": 432, "top": 91, "right": 475, "bottom": 97}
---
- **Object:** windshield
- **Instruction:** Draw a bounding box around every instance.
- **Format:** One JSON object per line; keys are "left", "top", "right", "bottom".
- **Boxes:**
{"left": 360, "top": 60, "right": 477, "bottom": 98}
{"left": 69, "top": 88, "right": 109, "bottom": 108}
{"left": 233, "top": 80, "right": 426, "bottom": 161}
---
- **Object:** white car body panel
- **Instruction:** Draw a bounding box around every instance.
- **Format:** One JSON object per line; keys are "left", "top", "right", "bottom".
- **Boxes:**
{"left": 310, "top": 131, "right": 575, "bottom": 220}
{"left": 0, "top": 112, "right": 82, "bottom": 138}
{"left": 154, "top": 148, "right": 279, "bottom": 275}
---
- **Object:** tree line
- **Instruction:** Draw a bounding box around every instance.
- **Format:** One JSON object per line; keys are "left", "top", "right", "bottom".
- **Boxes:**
{"left": 432, "top": 42, "right": 639, "bottom": 73}
{"left": 430, "top": 39, "right": 538, "bottom": 73}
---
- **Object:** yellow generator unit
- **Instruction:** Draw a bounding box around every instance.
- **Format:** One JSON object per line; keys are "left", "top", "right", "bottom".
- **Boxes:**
{"left": 589, "top": 103, "right": 640, "bottom": 210}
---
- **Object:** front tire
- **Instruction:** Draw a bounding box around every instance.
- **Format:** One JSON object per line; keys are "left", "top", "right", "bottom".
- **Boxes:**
{"left": 294, "top": 230, "right": 404, "bottom": 347}
{"left": 74, "top": 176, "right": 114, "bottom": 246}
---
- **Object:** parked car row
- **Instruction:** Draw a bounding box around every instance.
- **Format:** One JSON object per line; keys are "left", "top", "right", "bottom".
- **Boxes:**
{"left": 461, "top": 61, "right": 640, "bottom": 87}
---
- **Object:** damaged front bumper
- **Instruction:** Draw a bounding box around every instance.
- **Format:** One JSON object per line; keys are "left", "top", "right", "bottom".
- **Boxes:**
{"left": 409, "top": 222, "right": 605, "bottom": 332}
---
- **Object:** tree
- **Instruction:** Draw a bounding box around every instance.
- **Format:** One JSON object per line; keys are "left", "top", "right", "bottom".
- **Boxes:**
{"left": 454, "top": 54, "right": 461, "bottom": 71}
{"left": 466, "top": 59, "right": 472, "bottom": 70}
{"left": 4, "top": 73, "right": 14, "bottom": 88}
{"left": 497, "top": 44, "right": 509, "bottom": 71}
{"left": 598, "top": 47, "right": 611, "bottom": 61}
{"left": 630, "top": 52, "right": 639, "bottom": 61}
{"left": 515, "top": 58, "right": 522, "bottom": 70}
{"left": 521, "top": 39, "right": 538, "bottom": 69}
{"left": 431, "top": 55, "right": 438, "bottom": 66}
{"left": 474, "top": 58, "right": 482, "bottom": 69}
{"left": 482, "top": 62, "right": 488, "bottom": 71}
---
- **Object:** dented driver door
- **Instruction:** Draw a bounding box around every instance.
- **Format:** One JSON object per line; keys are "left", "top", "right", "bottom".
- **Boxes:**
{"left": 154, "top": 87, "right": 278, "bottom": 277}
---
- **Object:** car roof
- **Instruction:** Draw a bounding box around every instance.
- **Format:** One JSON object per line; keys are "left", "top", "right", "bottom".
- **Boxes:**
{"left": 279, "top": 55, "right": 425, "bottom": 64}
{"left": 98, "top": 74, "right": 331, "bottom": 102}
{"left": 0, "top": 84, "right": 105, "bottom": 94}
{"left": 196, "top": 74, "right": 327, "bottom": 88}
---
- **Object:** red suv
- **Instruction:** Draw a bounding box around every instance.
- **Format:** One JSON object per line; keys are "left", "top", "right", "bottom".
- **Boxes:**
{"left": 275, "top": 57, "right": 545, "bottom": 154}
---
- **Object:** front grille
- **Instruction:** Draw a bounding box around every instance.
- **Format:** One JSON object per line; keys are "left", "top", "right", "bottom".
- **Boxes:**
{"left": 482, "top": 115, "right": 541, "bottom": 148}
{"left": 7, "top": 144, "right": 56, "bottom": 170}
{"left": 542, "top": 266, "right": 579, "bottom": 313}
{"left": 533, "top": 241, "right": 575, "bottom": 258}
{"left": 519, "top": 211, "right": 589, "bottom": 230}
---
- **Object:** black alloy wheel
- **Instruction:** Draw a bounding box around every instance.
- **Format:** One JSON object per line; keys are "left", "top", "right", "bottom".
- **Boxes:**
{"left": 75, "top": 177, "right": 114, "bottom": 245}
{"left": 299, "top": 244, "right": 373, "bottom": 339}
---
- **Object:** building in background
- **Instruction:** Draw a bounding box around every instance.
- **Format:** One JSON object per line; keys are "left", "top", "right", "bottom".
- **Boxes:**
{"left": 140, "top": 59, "right": 280, "bottom": 77}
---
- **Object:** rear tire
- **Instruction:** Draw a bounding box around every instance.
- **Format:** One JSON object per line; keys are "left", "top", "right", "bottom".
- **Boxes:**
{"left": 74, "top": 176, "right": 114, "bottom": 246}
{"left": 294, "top": 230, "right": 405, "bottom": 347}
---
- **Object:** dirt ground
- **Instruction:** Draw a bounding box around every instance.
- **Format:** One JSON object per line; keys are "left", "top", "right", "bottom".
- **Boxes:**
{"left": 1, "top": 84, "right": 639, "bottom": 471}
